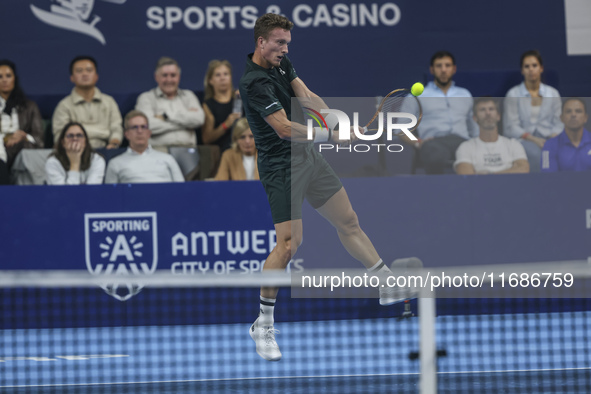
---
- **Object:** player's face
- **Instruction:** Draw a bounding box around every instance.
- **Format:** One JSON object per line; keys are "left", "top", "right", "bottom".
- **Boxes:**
{"left": 521, "top": 56, "right": 543, "bottom": 83}
{"left": 561, "top": 100, "right": 588, "bottom": 132}
{"left": 0, "top": 65, "right": 15, "bottom": 97}
{"left": 155, "top": 64, "right": 180, "bottom": 98}
{"left": 260, "top": 28, "right": 291, "bottom": 68}
{"left": 125, "top": 116, "right": 151, "bottom": 150}
{"left": 70, "top": 60, "right": 98, "bottom": 89}
{"left": 430, "top": 56, "right": 456, "bottom": 87}
{"left": 237, "top": 128, "right": 256, "bottom": 156}
{"left": 209, "top": 65, "right": 232, "bottom": 92}
{"left": 473, "top": 101, "right": 500, "bottom": 130}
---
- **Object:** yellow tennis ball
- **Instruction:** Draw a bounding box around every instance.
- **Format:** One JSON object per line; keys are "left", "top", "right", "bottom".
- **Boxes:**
{"left": 411, "top": 82, "right": 424, "bottom": 97}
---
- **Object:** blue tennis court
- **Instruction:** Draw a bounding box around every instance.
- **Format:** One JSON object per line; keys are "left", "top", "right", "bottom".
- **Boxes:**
{"left": 2, "top": 311, "right": 590, "bottom": 393}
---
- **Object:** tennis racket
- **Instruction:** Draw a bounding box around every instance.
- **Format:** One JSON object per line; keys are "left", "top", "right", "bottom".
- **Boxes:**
{"left": 362, "top": 88, "right": 423, "bottom": 139}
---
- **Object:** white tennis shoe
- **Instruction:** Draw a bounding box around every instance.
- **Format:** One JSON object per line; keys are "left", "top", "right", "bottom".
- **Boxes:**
{"left": 379, "top": 283, "right": 409, "bottom": 305}
{"left": 250, "top": 318, "right": 282, "bottom": 361}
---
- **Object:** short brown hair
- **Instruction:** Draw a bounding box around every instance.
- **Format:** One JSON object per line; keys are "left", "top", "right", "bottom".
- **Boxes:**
{"left": 254, "top": 13, "right": 294, "bottom": 44}
{"left": 473, "top": 97, "right": 499, "bottom": 113}
{"left": 155, "top": 56, "right": 181, "bottom": 74}
{"left": 124, "top": 110, "right": 149, "bottom": 130}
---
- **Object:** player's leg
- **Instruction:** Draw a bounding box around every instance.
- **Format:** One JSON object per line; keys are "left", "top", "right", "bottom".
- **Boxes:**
{"left": 316, "top": 188, "right": 406, "bottom": 304}
{"left": 316, "top": 187, "right": 379, "bottom": 269}
{"left": 251, "top": 165, "right": 305, "bottom": 361}
{"left": 261, "top": 219, "right": 303, "bottom": 300}
{"left": 250, "top": 219, "right": 302, "bottom": 362}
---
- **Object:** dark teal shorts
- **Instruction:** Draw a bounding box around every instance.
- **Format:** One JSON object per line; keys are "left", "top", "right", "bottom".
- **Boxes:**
{"left": 259, "top": 152, "right": 343, "bottom": 224}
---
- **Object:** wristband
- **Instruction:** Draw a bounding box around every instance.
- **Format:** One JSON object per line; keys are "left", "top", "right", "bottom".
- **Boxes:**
{"left": 313, "top": 127, "right": 332, "bottom": 143}
{"left": 324, "top": 112, "right": 339, "bottom": 130}
{"left": 522, "top": 133, "right": 530, "bottom": 139}
{"left": 222, "top": 122, "right": 228, "bottom": 130}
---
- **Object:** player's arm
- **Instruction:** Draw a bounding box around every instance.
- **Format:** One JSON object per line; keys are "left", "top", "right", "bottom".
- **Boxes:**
{"left": 290, "top": 77, "right": 329, "bottom": 109}
{"left": 264, "top": 108, "right": 309, "bottom": 142}
{"left": 289, "top": 77, "right": 360, "bottom": 143}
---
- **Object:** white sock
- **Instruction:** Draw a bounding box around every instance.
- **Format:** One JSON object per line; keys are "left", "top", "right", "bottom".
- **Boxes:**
{"left": 367, "top": 259, "right": 392, "bottom": 275}
{"left": 258, "top": 296, "right": 276, "bottom": 326}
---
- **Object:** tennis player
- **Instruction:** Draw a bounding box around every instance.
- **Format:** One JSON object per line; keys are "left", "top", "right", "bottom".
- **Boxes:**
{"left": 240, "top": 13, "right": 402, "bottom": 362}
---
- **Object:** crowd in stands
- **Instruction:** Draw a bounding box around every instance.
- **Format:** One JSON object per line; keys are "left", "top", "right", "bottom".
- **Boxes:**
{"left": 0, "top": 49, "right": 589, "bottom": 186}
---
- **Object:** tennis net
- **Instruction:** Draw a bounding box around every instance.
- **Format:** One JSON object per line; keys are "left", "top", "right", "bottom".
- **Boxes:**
{"left": 1, "top": 262, "right": 591, "bottom": 393}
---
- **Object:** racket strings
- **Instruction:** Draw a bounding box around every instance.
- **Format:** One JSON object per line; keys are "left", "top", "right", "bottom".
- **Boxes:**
{"left": 371, "top": 92, "right": 416, "bottom": 131}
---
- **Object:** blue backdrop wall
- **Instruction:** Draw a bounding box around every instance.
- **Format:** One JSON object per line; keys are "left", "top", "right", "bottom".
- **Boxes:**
{"left": 4, "top": 0, "right": 591, "bottom": 101}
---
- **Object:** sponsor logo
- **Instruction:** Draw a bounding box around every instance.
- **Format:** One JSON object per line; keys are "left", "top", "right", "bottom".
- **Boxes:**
{"left": 84, "top": 212, "right": 157, "bottom": 300}
{"left": 305, "top": 108, "right": 416, "bottom": 153}
{"left": 30, "top": 0, "right": 127, "bottom": 45}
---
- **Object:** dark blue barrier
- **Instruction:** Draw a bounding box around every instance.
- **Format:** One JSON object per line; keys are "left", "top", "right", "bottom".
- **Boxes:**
{"left": 1, "top": 173, "right": 590, "bottom": 328}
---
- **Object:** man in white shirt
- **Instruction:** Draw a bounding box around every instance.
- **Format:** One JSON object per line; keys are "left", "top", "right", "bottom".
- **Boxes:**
{"left": 105, "top": 110, "right": 184, "bottom": 183}
{"left": 135, "top": 57, "right": 205, "bottom": 152}
{"left": 455, "top": 98, "right": 529, "bottom": 175}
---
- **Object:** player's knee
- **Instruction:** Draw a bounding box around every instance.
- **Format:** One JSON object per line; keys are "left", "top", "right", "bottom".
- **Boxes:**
{"left": 278, "top": 235, "right": 302, "bottom": 260}
{"left": 338, "top": 210, "right": 360, "bottom": 235}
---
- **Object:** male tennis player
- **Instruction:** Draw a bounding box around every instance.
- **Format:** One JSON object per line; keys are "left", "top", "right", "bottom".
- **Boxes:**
{"left": 240, "top": 13, "right": 402, "bottom": 362}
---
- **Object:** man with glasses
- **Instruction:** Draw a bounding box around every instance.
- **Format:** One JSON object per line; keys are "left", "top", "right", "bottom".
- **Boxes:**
{"left": 105, "top": 110, "right": 184, "bottom": 183}
{"left": 52, "top": 55, "right": 123, "bottom": 149}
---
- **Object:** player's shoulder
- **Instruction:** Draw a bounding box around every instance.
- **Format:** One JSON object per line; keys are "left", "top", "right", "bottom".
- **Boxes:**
{"left": 240, "top": 69, "right": 273, "bottom": 92}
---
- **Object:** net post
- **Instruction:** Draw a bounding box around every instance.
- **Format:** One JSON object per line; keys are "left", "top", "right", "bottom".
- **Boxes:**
{"left": 419, "top": 287, "right": 437, "bottom": 394}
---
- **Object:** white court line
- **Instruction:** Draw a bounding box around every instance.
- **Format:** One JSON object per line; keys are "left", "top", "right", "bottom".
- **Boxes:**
{"left": 2, "top": 367, "right": 591, "bottom": 389}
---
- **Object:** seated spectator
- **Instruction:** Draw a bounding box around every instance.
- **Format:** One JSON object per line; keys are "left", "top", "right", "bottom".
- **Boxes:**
{"left": 202, "top": 60, "right": 241, "bottom": 153}
{"left": 135, "top": 57, "right": 204, "bottom": 152}
{"left": 0, "top": 60, "right": 44, "bottom": 169}
{"left": 52, "top": 56, "right": 122, "bottom": 149}
{"left": 105, "top": 110, "right": 184, "bottom": 183}
{"left": 504, "top": 50, "right": 563, "bottom": 172}
{"left": 541, "top": 98, "right": 591, "bottom": 172}
{"left": 45, "top": 122, "right": 105, "bottom": 185}
{"left": 400, "top": 51, "right": 477, "bottom": 174}
{"left": 455, "top": 98, "right": 529, "bottom": 175}
{"left": 214, "top": 118, "right": 259, "bottom": 181}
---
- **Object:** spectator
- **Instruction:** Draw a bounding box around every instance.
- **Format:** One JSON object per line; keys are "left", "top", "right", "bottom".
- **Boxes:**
{"left": 202, "top": 60, "right": 241, "bottom": 153}
{"left": 45, "top": 122, "right": 105, "bottom": 185}
{"left": 105, "top": 110, "right": 184, "bottom": 183}
{"left": 52, "top": 56, "right": 123, "bottom": 149}
{"left": 401, "top": 51, "right": 477, "bottom": 174}
{"left": 0, "top": 59, "right": 44, "bottom": 169}
{"left": 214, "top": 118, "right": 259, "bottom": 181}
{"left": 135, "top": 57, "right": 205, "bottom": 152}
{"left": 504, "top": 50, "right": 563, "bottom": 172}
{"left": 541, "top": 98, "right": 591, "bottom": 172}
{"left": 455, "top": 98, "right": 529, "bottom": 175}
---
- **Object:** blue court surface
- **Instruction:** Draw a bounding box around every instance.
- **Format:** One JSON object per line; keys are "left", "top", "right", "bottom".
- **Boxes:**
{"left": 1, "top": 312, "right": 590, "bottom": 393}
